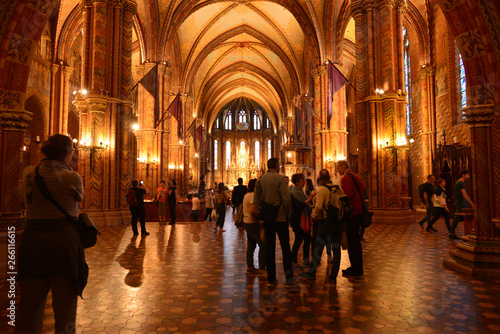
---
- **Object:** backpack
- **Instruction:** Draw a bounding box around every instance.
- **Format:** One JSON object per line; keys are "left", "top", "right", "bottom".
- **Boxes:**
{"left": 126, "top": 189, "right": 138, "bottom": 207}
{"left": 323, "top": 184, "right": 352, "bottom": 224}
{"left": 418, "top": 183, "right": 426, "bottom": 203}
{"left": 234, "top": 203, "right": 244, "bottom": 228}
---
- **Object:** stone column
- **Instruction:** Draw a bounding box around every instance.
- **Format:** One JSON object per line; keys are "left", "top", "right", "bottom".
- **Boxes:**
{"left": 0, "top": 110, "right": 32, "bottom": 278}
{"left": 311, "top": 66, "right": 325, "bottom": 171}
{"left": 182, "top": 95, "right": 193, "bottom": 194}
{"left": 352, "top": 0, "right": 413, "bottom": 223}
{"left": 443, "top": 105, "right": 500, "bottom": 278}
{"left": 71, "top": 0, "right": 137, "bottom": 225}
{"left": 61, "top": 66, "right": 74, "bottom": 135}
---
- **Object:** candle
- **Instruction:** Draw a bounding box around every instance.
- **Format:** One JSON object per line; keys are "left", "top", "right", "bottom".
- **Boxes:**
{"left": 35, "top": 135, "right": 40, "bottom": 142}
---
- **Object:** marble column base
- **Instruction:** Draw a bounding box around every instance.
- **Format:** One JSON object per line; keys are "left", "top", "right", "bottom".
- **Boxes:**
{"left": 371, "top": 208, "right": 415, "bottom": 224}
{"left": 443, "top": 236, "right": 500, "bottom": 279}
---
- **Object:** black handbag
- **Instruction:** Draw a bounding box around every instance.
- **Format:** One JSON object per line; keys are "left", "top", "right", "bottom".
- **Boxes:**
{"left": 347, "top": 173, "right": 373, "bottom": 228}
{"left": 34, "top": 165, "right": 100, "bottom": 248}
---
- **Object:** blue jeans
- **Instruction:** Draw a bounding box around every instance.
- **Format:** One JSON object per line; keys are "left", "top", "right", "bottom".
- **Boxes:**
{"left": 244, "top": 223, "right": 266, "bottom": 269}
{"left": 450, "top": 206, "right": 463, "bottom": 235}
{"left": 308, "top": 219, "right": 341, "bottom": 279}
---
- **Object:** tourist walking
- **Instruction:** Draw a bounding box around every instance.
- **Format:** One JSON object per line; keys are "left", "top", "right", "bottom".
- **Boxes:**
{"left": 429, "top": 178, "right": 451, "bottom": 233}
{"left": 16, "top": 134, "right": 86, "bottom": 334}
{"left": 418, "top": 175, "right": 436, "bottom": 231}
{"left": 254, "top": 158, "right": 298, "bottom": 288}
{"left": 191, "top": 193, "right": 200, "bottom": 221}
{"left": 450, "top": 170, "right": 474, "bottom": 239}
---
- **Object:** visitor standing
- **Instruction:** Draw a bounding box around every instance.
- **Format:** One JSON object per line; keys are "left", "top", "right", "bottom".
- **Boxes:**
{"left": 337, "top": 160, "right": 364, "bottom": 276}
{"left": 290, "top": 173, "right": 315, "bottom": 268}
{"left": 242, "top": 179, "right": 267, "bottom": 277}
{"left": 254, "top": 158, "right": 298, "bottom": 288}
{"left": 167, "top": 180, "right": 178, "bottom": 225}
{"left": 204, "top": 189, "right": 214, "bottom": 221}
{"left": 299, "top": 169, "right": 342, "bottom": 284}
{"left": 156, "top": 180, "right": 168, "bottom": 225}
{"left": 127, "top": 180, "right": 149, "bottom": 236}
{"left": 232, "top": 177, "right": 247, "bottom": 213}
{"left": 214, "top": 182, "right": 229, "bottom": 233}
{"left": 191, "top": 193, "right": 200, "bottom": 221}
{"left": 17, "top": 134, "right": 86, "bottom": 334}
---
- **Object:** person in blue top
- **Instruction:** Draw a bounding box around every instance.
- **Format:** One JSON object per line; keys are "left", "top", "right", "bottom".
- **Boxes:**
{"left": 450, "top": 170, "right": 474, "bottom": 239}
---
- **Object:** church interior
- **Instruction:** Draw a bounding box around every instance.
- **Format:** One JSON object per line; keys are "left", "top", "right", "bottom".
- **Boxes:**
{"left": 1, "top": 0, "right": 500, "bottom": 332}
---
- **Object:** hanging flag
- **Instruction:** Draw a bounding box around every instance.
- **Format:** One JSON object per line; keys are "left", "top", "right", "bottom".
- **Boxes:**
{"left": 166, "top": 93, "right": 183, "bottom": 138}
{"left": 328, "top": 61, "right": 348, "bottom": 129}
{"left": 196, "top": 125, "right": 203, "bottom": 144}
{"left": 135, "top": 63, "right": 160, "bottom": 127}
{"left": 186, "top": 120, "right": 196, "bottom": 139}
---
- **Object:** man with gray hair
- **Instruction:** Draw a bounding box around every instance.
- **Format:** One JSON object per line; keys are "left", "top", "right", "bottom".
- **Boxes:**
{"left": 254, "top": 158, "right": 298, "bottom": 288}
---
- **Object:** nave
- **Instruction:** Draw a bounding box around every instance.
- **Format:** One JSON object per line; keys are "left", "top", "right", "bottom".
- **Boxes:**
{"left": 3, "top": 212, "right": 500, "bottom": 333}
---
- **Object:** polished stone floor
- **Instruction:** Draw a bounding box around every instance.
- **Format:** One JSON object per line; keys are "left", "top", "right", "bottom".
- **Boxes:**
{"left": 3, "top": 210, "right": 500, "bottom": 333}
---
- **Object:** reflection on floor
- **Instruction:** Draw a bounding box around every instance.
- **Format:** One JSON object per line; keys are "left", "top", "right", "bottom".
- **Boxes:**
{"left": 3, "top": 210, "right": 500, "bottom": 333}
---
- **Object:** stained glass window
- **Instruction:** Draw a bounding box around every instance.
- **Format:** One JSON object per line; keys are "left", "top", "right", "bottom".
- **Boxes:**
{"left": 238, "top": 110, "right": 247, "bottom": 123}
{"left": 226, "top": 141, "right": 231, "bottom": 169}
{"left": 458, "top": 51, "right": 467, "bottom": 116}
{"left": 266, "top": 117, "right": 270, "bottom": 129}
{"left": 267, "top": 139, "right": 272, "bottom": 160}
{"left": 225, "top": 112, "right": 233, "bottom": 130}
{"left": 253, "top": 112, "right": 261, "bottom": 130}
{"left": 215, "top": 117, "right": 220, "bottom": 129}
{"left": 214, "top": 140, "right": 218, "bottom": 170}
{"left": 255, "top": 141, "right": 260, "bottom": 169}
{"left": 403, "top": 26, "right": 413, "bottom": 136}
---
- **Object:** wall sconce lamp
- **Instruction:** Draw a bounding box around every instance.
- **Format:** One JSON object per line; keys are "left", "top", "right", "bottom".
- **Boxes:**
{"left": 75, "top": 138, "right": 109, "bottom": 174}
{"left": 375, "top": 88, "right": 385, "bottom": 95}
{"left": 137, "top": 157, "right": 158, "bottom": 178}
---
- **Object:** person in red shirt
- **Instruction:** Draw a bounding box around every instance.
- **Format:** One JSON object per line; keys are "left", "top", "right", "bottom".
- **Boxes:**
{"left": 337, "top": 160, "right": 364, "bottom": 276}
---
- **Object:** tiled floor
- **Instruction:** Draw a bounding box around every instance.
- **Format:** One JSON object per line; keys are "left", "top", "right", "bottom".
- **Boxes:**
{"left": 3, "top": 211, "right": 500, "bottom": 333}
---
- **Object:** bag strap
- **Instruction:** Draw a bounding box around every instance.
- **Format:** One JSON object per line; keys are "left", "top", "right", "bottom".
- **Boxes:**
{"left": 346, "top": 172, "right": 368, "bottom": 213}
{"left": 34, "top": 165, "right": 76, "bottom": 222}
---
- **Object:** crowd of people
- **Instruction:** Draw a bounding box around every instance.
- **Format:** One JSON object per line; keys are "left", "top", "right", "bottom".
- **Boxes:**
{"left": 16, "top": 134, "right": 471, "bottom": 332}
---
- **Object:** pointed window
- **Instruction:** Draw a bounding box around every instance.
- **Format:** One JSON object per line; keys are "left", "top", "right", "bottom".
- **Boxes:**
{"left": 226, "top": 141, "right": 231, "bottom": 169}
{"left": 255, "top": 141, "right": 260, "bottom": 169}
{"left": 214, "top": 140, "right": 218, "bottom": 170}
{"left": 215, "top": 117, "right": 220, "bottom": 129}
{"left": 403, "top": 26, "right": 413, "bottom": 136}
{"left": 225, "top": 112, "right": 233, "bottom": 130}
{"left": 267, "top": 139, "right": 272, "bottom": 160}
{"left": 266, "top": 117, "right": 270, "bottom": 129}
{"left": 238, "top": 110, "right": 247, "bottom": 123}
{"left": 458, "top": 50, "right": 467, "bottom": 117}
{"left": 253, "top": 112, "right": 261, "bottom": 130}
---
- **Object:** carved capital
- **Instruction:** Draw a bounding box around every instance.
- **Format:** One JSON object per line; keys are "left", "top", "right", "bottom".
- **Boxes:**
{"left": 311, "top": 65, "right": 327, "bottom": 79}
{"left": 463, "top": 105, "right": 494, "bottom": 126}
{"left": 377, "top": 0, "right": 395, "bottom": 8}
{"left": 0, "top": 90, "right": 23, "bottom": 110}
{"left": 87, "top": 98, "right": 109, "bottom": 113}
{"left": 0, "top": 110, "right": 32, "bottom": 131}
{"left": 159, "top": 65, "right": 173, "bottom": 78}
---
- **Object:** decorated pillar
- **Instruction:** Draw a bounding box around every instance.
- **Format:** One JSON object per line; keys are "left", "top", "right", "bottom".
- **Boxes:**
{"left": 159, "top": 65, "right": 173, "bottom": 183}
{"left": 311, "top": 66, "right": 325, "bottom": 172}
{"left": 71, "top": 0, "right": 137, "bottom": 224}
{"left": 353, "top": 0, "right": 413, "bottom": 223}
{"left": 182, "top": 95, "right": 193, "bottom": 194}
{"left": 443, "top": 105, "right": 500, "bottom": 278}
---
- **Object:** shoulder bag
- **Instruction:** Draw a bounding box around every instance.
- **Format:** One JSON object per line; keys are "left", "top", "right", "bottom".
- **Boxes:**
{"left": 34, "top": 165, "right": 100, "bottom": 248}
{"left": 347, "top": 173, "right": 373, "bottom": 228}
